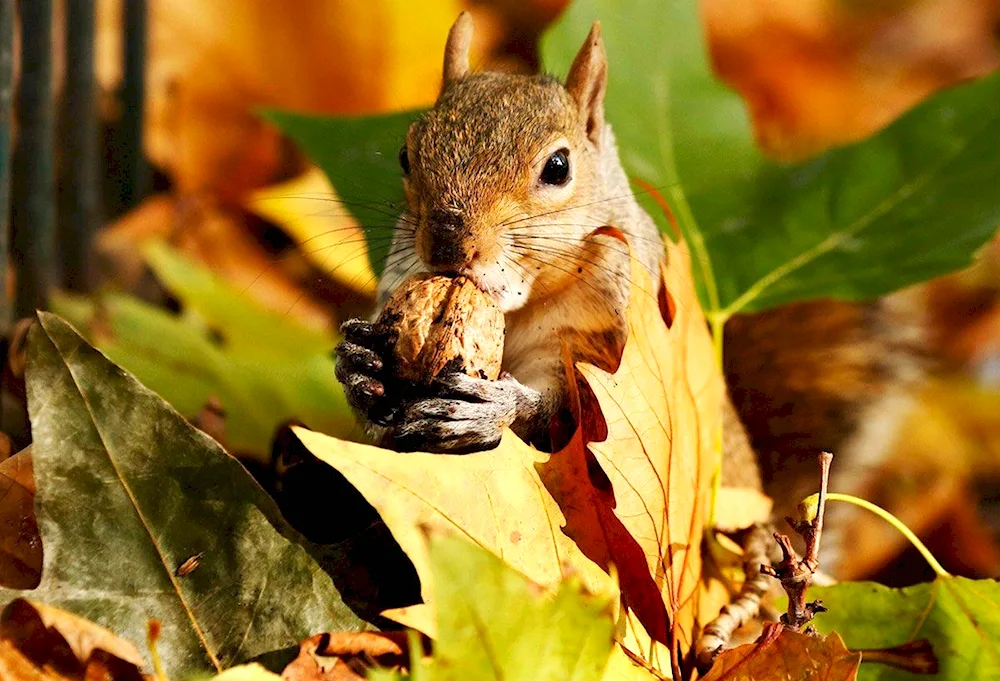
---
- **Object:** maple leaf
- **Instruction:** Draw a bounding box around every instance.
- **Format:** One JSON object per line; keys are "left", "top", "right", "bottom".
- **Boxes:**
{"left": 296, "top": 237, "right": 723, "bottom": 676}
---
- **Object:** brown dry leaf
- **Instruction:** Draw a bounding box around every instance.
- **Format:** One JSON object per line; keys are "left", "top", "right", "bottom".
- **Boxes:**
{"left": 0, "top": 449, "right": 40, "bottom": 590}
{"left": 296, "top": 237, "right": 723, "bottom": 674}
{"left": 705, "top": 0, "right": 1000, "bottom": 159}
{"left": 244, "top": 167, "right": 377, "bottom": 299}
{"left": 96, "top": 194, "right": 336, "bottom": 334}
{"left": 700, "top": 625, "right": 860, "bottom": 681}
{"left": 282, "top": 632, "right": 412, "bottom": 681}
{"left": 0, "top": 599, "right": 147, "bottom": 681}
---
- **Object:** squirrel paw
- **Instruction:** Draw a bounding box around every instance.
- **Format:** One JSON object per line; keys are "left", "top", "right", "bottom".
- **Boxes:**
{"left": 335, "top": 318, "right": 396, "bottom": 426}
{"left": 387, "top": 373, "right": 539, "bottom": 454}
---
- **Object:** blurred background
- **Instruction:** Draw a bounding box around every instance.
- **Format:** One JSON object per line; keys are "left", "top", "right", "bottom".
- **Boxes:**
{"left": 0, "top": 0, "right": 998, "bottom": 587}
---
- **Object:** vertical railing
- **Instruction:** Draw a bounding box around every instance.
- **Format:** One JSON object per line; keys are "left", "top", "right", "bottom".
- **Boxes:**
{"left": 11, "top": 0, "right": 55, "bottom": 320}
{"left": 0, "top": 1, "right": 147, "bottom": 320}
{"left": 59, "top": 0, "right": 99, "bottom": 292}
{"left": 120, "top": 0, "right": 147, "bottom": 210}
{"left": 0, "top": 0, "right": 13, "bottom": 331}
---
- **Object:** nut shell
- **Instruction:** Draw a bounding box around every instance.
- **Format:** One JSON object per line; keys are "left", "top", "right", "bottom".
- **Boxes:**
{"left": 376, "top": 275, "right": 504, "bottom": 383}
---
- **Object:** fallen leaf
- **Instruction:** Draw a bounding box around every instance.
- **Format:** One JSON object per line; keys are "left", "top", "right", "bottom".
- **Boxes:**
{"left": 700, "top": 625, "right": 860, "bottom": 681}
{"left": 813, "top": 577, "right": 1000, "bottom": 680}
{"left": 282, "top": 632, "right": 411, "bottom": 681}
{"left": 0, "top": 313, "right": 367, "bottom": 679}
{"left": 244, "top": 167, "right": 377, "bottom": 299}
{"left": 0, "top": 599, "right": 146, "bottom": 681}
{"left": 0, "top": 449, "right": 40, "bottom": 589}
{"left": 296, "top": 237, "right": 722, "bottom": 676}
{"left": 835, "top": 379, "right": 1000, "bottom": 580}
{"left": 292, "top": 427, "right": 612, "bottom": 606}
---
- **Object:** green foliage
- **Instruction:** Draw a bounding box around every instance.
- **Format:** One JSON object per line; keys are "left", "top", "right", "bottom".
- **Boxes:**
{"left": 0, "top": 313, "right": 366, "bottom": 679}
{"left": 263, "top": 109, "right": 419, "bottom": 274}
{"left": 812, "top": 577, "right": 1000, "bottom": 680}
{"left": 543, "top": 0, "right": 1000, "bottom": 318}
{"left": 366, "top": 534, "right": 655, "bottom": 681}
{"left": 52, "top": 242, "right": 359, "bottom": 459}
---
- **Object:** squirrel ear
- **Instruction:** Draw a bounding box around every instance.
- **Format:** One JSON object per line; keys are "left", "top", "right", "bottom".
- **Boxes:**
{"left": 565, "top": 22, "right": 607, "bottom": 145}
{"left": 443, "top": 12, "right": 474, "bottom": 85}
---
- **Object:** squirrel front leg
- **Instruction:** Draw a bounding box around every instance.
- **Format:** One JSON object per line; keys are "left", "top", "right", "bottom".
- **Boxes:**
{"left": 386, "top": 370, "right": 549, "bottom": 453}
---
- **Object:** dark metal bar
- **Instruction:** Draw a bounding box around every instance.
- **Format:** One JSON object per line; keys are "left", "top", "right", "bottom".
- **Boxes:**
{"left": 119, "top": 0, "right": 147, "bottom": 209}
{"left": 0, "top": 0, "right": 14, "bottom": 329}
{"left": 12, "top": 0, "right": 56, "bottom": 318}
{"left": 58, "top": 0, "right": 99, "bottom": 292}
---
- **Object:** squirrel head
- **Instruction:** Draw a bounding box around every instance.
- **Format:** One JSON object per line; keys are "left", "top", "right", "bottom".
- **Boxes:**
{"left": 399, "top": 13, "right": 614, "bottom": 312}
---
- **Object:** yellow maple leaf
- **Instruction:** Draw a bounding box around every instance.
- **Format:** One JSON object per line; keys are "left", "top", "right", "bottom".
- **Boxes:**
{"left": 295, "top": 237, "right": 722, "bottom": 677}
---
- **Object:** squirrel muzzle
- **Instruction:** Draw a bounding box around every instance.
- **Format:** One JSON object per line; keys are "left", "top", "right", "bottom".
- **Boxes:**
{"left": 417, "top": 207, "right": 501, "bottom": 277}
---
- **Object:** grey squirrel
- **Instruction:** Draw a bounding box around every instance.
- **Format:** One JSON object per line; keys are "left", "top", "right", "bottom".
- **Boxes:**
{"left": 334, "top": 13, "right": 924, "bottom": 504}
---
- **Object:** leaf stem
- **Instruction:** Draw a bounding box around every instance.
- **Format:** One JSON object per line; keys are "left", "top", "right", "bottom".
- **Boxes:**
{"left": 823, "top": 492, "right": 951, "bottom": 578}
{"left": 147, "top": 620, "right": 170, "bottom": 681}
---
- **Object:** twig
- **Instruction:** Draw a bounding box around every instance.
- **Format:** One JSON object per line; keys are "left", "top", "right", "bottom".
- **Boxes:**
{"left": 761, "top": 452, "right": 833, "bottom": 631}
{"left": 695, "top": 525, "right": 783, "bottom": 670}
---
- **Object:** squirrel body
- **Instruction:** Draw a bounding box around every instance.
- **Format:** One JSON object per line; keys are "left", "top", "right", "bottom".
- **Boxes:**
{"left": 335, "top": 14, "right": 923, "bottom": 500}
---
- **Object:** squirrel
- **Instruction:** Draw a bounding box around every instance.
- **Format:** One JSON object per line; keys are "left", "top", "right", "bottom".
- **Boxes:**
{"left": 334, "top": 13, "right": 924, "bottom": 509}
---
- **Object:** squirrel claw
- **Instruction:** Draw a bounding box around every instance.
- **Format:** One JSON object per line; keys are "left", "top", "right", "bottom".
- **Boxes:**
{"left": 335, "top": 318, "right": 392, "bottom": 419}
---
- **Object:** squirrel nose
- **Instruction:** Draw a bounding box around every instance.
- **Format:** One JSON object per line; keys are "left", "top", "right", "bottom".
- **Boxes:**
{"left": 421, "top": 210, "right": 472, "bottom": 270}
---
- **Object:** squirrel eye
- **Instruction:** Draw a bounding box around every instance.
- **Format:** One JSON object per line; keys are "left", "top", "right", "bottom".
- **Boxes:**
{"left": 398, "top": 145, "right": 411, "bottom": 175}
{"left": 540, "top": 149, "right": 570, "bottom": 186}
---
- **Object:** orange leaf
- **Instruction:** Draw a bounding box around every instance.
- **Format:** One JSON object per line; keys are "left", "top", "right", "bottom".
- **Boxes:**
{"left": 296, "top": 237, "right": 723, "bottom": 676}
{"left": 700, "top": 625, "right": 860, "bottom": 681}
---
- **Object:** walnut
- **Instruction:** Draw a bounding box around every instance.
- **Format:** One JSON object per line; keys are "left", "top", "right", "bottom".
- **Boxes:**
{"left": 376, "top": 275, "right": 504, "bottom": 383}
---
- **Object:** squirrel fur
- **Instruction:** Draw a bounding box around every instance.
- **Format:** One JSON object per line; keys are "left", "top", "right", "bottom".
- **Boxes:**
{"left": 334, "top": 13, "right": 924, "bottom": 505}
